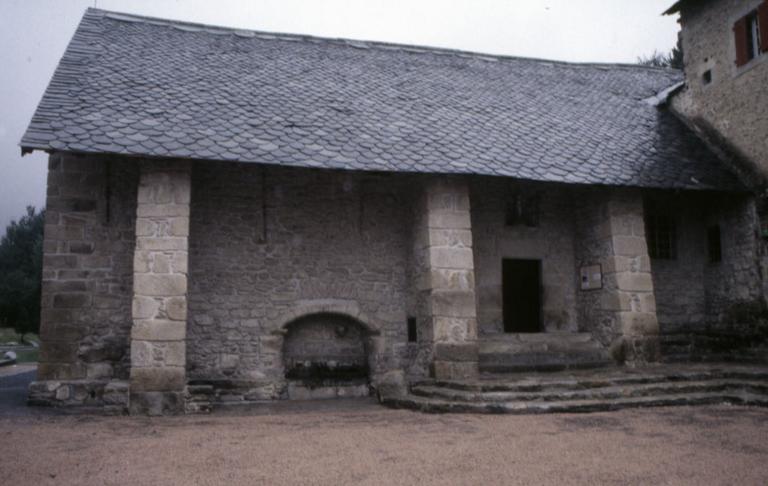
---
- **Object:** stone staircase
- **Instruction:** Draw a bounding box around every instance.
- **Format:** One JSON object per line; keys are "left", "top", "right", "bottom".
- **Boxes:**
{"left": 478, "top": 332, "right": 613, "bottom": 373}
{"left": 381, "top": 364, "right": 768, "bottom": 414}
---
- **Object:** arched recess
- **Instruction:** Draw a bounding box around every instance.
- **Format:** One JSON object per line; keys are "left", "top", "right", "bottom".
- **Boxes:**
{"left": 271, "top": 299, "right": 381, "bottom": 336}
{"left": 281, "top": 312, "right": 376, "bottom": 384}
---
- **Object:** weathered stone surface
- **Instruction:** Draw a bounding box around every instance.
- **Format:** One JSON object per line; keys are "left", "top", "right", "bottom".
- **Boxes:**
{"left": 133, "top": 274, "right": 187, "bottom": 297}
{"left": 574, "top": 188, "right": 659, "bottom": 364}
{"left": 36, "top": 153, "right": 137, "bottom": 385}
{"left": 27, "top": 378, "right": 129, "bottom": 413}
{"left": 386, "top": 363, "right": 768, "bottom": 414}
{"left": 130, "top": 367, "right": 186, "bottom": 392}
{"left": 413, "top": 179, "right": 479, "bottom": 380}
{"left": 433, "top": 343, "right": 479, "bottom": 362}
{"left": 131, "top": 340, "right": 186, "bottom": 367}
{"left": 129, "top": 162, "right": 191, "bottom": 412}
{"left": 131, "top": 320, "right": 186, "bottom": 341}
{"left": 129, "top": 391, "right": 184, "bottom": 415}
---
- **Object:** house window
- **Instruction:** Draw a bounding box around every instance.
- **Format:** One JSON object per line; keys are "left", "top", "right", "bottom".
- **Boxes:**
{"left": 707, "top": 225, "right": 722, "bottom": 263}
{"left": 505, "top": 194, "right": 539, "bottom": 227}
{"left": 644, "top": 200, "right": 676, "bottom": 260}
{"left": 734, "top": 3, "right": 768, "bottom": 67}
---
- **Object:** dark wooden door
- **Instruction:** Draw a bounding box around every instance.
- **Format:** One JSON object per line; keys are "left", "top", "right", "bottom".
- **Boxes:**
{"left": 502, "top": 259, "right": 542, "bottom": 333}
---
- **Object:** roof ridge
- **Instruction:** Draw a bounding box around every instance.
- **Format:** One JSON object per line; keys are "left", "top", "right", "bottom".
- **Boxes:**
{"left": 87, "top": 7, "right": 680, "bottom": 74}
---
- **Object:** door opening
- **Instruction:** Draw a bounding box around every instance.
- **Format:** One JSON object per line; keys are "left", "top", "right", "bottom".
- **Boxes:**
{"left": 502, "top": 258, "right": 542, "bottom": 333}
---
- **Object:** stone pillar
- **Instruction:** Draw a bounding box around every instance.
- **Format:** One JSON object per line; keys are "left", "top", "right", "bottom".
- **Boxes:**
{"left": 582, "top": 189, "right": 659, "bottom": 365}
{"left": 414, "top": 178, "right": 478, "bottom": 380}
{"left": 129, "top": 161, "right": 191, "bottom": 415}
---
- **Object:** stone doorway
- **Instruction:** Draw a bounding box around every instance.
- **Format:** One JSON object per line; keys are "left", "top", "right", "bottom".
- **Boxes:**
{"left": 502, "top": 258, "right": 542, "bottom": 333}
{"left": 282, "top": 313, "right": 371, "bottom": 399}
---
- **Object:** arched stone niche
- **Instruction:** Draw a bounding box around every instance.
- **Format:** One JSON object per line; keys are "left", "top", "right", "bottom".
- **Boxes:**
{"left": 282, "top": 313, "right": 373, "bottom": 383}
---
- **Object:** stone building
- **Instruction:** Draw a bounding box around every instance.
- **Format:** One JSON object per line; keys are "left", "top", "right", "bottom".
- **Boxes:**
{"left": 665, "top": 0, "right": 768, "bottom": 179}
{"left": 21, "top": 9, "right": 766, "bottom": 414}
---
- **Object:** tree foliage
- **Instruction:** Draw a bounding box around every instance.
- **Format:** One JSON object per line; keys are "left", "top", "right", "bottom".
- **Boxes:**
{"left": 0, "top": 206, "right": 45, "bottom": 340}
{"left": 638, "top": 36, "right": 684, "bottom": 69}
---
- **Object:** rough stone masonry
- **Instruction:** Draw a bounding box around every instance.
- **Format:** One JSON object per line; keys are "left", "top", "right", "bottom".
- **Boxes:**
{"left": 27, "top": 152, "right": 766, "bottom": 414}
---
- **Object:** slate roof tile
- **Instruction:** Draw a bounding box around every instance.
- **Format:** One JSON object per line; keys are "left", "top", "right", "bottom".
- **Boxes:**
{"left": 21, "top": 8, "right": 741, "bottom": 191}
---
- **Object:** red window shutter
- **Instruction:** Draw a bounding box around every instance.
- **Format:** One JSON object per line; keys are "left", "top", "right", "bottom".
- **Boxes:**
{"left": 759, "top": 1, "right": 768, "bottom": 53}
{"left": 734, "top": 17, "right": 748, "bottom": 66}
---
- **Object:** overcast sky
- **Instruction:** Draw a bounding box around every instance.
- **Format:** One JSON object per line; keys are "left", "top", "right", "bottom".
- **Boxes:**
{"left": 0, "top": 0, "right": 680, "bottom": 232}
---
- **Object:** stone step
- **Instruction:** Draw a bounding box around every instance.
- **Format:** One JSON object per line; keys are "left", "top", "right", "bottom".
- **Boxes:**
{"left": 416, "top": 368, "right": 768, "bottom": 393}
{"left": 382, "top": 391, "right": 768, "bottom": 415}
{"left": 478, "top": 332, "right": 613, "bottom": 372}
{"left": 479, "top": 352, "right": 613, "bottom": 373}
{"left": 410, "top": 380, "right": 768, "bottom": 403}
{"left": 480, "top": 332, "right": 595, "bottom": 344}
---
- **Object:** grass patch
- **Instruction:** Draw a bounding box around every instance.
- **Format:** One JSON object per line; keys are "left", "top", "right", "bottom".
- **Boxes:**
{"left": 0, "top": 327, "right": 39, "bottom": 345}
{"left": 13, "top": 348, "right": 39, "bottom": 363}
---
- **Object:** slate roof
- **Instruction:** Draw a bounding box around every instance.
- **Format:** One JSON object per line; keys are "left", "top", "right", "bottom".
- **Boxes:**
{"left": 21, "top": 8, "right": 741, "bottom": 190}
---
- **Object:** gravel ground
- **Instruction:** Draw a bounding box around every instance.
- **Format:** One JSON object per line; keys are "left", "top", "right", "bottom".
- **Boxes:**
{"left": 1, "top": 397, "right": 767, "bottom": 485}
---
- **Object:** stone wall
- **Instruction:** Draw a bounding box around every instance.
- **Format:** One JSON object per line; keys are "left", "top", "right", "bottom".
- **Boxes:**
{"left": 650, "top": 194, "right": 708, "bottom": 326}
{"left": 186, "top": 163, "right": 416, "bottom": 398}
{"left": 651, "top": 191, "right": 762, "bottom": 327}
{"left": 37, "top": 152, "right": 137, "bottom": 384}
{"left": 32, "top": 152, "right": 768, "bottom": 410}
{"left": 671, "top": 0, "right": 768, "bottom": 176}
{"left": 472, "top": 179, "right": 578, "bottom": 334}
{"left": 573, "top": 187, "right": 659, "bottom": 364}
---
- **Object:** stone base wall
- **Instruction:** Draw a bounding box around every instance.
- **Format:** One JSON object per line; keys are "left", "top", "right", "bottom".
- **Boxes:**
{"left": 28, "top": 379, "right": 129, "bottom": 414}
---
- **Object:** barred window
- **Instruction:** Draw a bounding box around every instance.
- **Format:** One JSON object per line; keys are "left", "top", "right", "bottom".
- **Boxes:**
{"left": 505, "top": 193, "right": 539, "bottom": 227}
{"left": 644, "top": 199, "right": 676, "bottom": 260}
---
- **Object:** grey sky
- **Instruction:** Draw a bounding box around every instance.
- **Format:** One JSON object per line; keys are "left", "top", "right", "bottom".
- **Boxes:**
{"left": 0, "top": 0, "right": 680, "bottom": 232}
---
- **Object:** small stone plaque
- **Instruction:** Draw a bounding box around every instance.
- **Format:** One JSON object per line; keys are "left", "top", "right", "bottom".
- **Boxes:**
{"left": 580, "top": 264, "right": 602, "bottom": 290}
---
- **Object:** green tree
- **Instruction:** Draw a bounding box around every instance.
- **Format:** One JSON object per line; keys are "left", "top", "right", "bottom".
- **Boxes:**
{"left": 638, "top": 36, "right": 684, "bottom": 69}
{"left": 0, "top": 206, "right": 45, "bottom": 342}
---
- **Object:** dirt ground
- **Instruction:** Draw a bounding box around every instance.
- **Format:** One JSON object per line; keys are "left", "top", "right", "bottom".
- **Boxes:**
{"left": 1, "top": 395, "right": 767, "bottom": 486}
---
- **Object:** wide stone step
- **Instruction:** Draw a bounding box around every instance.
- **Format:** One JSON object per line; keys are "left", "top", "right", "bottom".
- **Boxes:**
{"left": 480, "top": 332, "right": 595, "bottom": 343}
{"left": 479, "top": 352, "right": 612, "bottom": 373}
{"left": 382, "top": 391, "right": 768, "bottom": 414}
{"left": 419, "top": 368, "right": 768, "bottom": 393}
{"left": 478, "top": 333, "right": 613, "bottom": 372}
{"left": 410, "top": 380, "right": 768, "bottom": 403}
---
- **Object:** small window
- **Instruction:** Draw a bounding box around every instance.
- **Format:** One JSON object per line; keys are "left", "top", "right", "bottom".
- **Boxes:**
{"left": 747, "top": 11, "right": 760, "bottom": 61}
{"left": 407, "top": 317, "right": 417, "bottom": 342}
{"left": 645, "top": 199, "right": 677, "bottom": 260}
{"left": 702, "top": 69, "right": 712, "bottom": 85}
{"left": 707, "top": 225, "right": 722, "bottom": 263}
{"left": 505, "top": 194, "right": 539, "bottom": 227}
{"left": 734, "top": 6, "right": 766, "bottom": 67}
